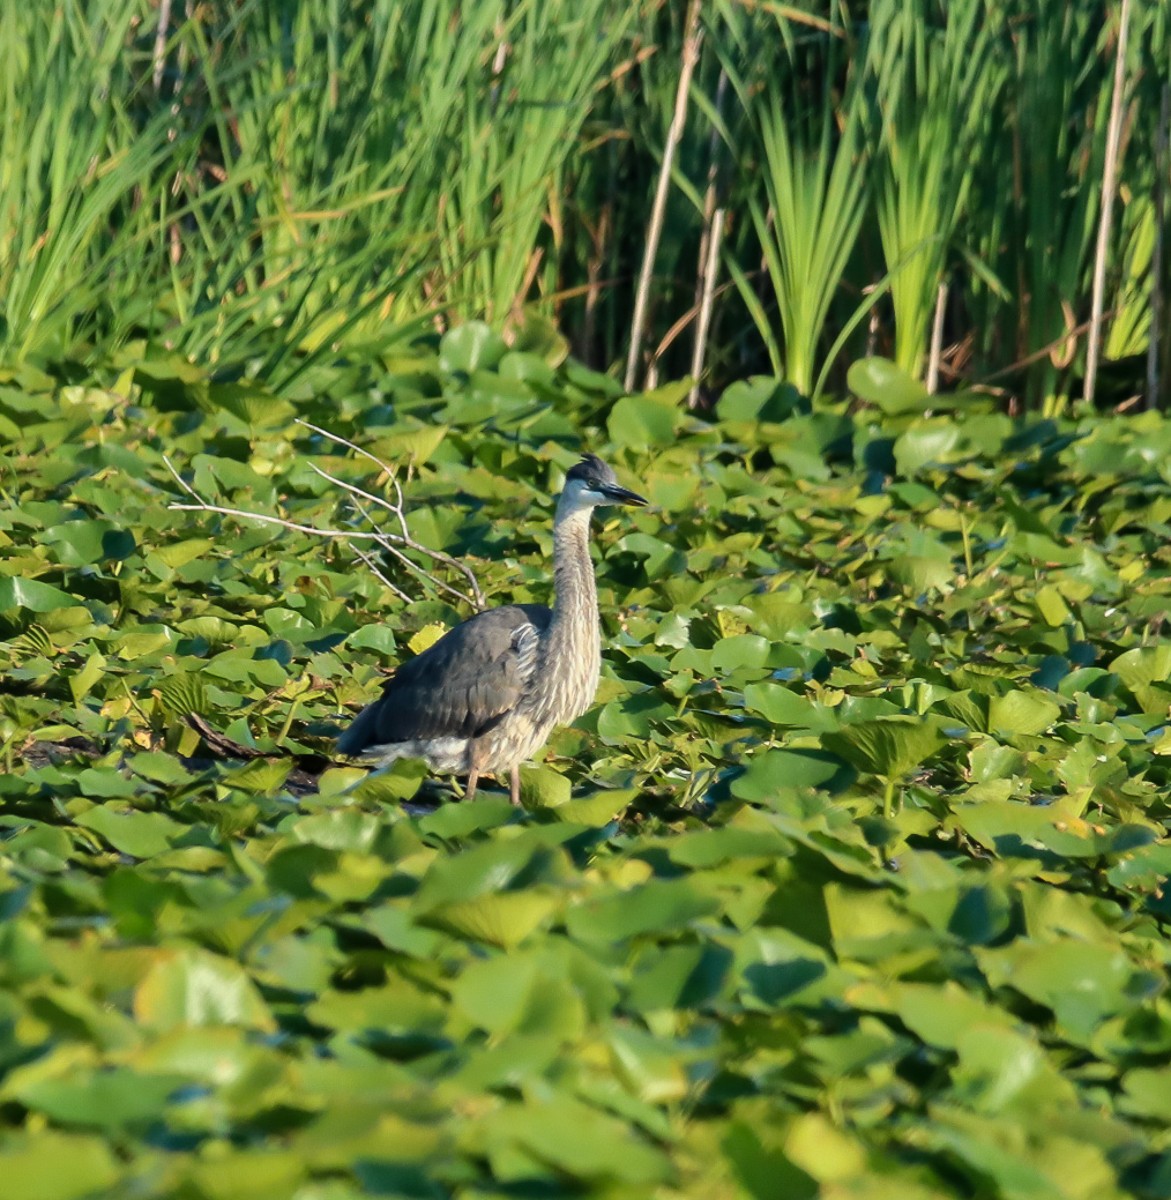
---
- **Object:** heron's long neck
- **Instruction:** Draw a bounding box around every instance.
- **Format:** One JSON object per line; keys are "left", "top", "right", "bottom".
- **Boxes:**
{"left": 542, "top": 501, "right": 601, "bottom": 721}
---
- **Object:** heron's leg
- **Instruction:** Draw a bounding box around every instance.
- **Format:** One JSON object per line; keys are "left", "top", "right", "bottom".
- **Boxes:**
{"left": 464, "top": 741, "right": 485, "bottom": 803}
{"left": 509, "top": 764, "right": 521, "bottom": 807}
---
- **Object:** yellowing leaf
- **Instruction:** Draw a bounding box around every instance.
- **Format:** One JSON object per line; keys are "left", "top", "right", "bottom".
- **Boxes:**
{"left": 408, "top": 622, "right": 447, "bottom": 654}
{"left": 423, "top": 890, "right": 560, "bottom": 949}
{"left": 134, "top": 948, "right": 275, "bottom": 1032}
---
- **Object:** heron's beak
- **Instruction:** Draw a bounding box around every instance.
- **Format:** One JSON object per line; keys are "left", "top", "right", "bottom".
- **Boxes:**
{"left": 600, "top": 482, "right": 648, "bottom": 507}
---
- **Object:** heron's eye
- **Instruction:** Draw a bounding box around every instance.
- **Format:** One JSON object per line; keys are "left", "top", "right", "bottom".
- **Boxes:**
{"left": 586, "top": 478, "right": 601, "bottom": 489}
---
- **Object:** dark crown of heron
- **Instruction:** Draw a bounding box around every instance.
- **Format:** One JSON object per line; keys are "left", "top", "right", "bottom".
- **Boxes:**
{"left": 564, "top": 453, "right": 615, "bottom": 489}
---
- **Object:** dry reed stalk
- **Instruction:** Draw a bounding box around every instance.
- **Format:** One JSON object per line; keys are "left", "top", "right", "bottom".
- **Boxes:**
{"left": 690, "top": 207, "right": 726, "bottom": 407}
{"left": 1086, "top": 0, "right": 1132, "bottom": 406}
{"left": 927, "top": 282, "right": 948, "bottom": 395}
{"left": 624, "top": 0, "right": 703, "bottom": 392}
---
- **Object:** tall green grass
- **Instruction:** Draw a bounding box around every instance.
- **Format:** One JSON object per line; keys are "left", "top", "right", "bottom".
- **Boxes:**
{"left": 868, "top": 0, "right": 1002, "bottom": 381}
{"left": 0, "top": 0, "right": 187, "bottom": 361}
{"left": 437, "top": 0, "right": 634, "bottom": 322}
{"left": 165, "top": 0, "right": 490, "bottom": 376}
{"left": 991, "top": 3, "right": 1108, "bottom": 410}
{"left": 1, "top": 0, "right": 1166, "bottom": 410}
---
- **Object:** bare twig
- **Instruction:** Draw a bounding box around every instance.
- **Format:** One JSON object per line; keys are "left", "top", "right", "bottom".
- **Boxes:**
{"left": 308, "top": 462, "right": 398, "bottom": 518}
{"left": 163, "top": 437, "right": 486, "bottom": 610}
{"left": 184, "top": 713, "right": 266, "bottom": 761}
{"left": 1086, "top": 0, "right": 1132, "bottom": 407}
{"left": 295, "top": 418, "right": 398, "bottom": 475}
{"left": 350, "top": 545, "right": 412, "bottom": 604}
{"left": 651, "top": 274, "right": 742, "bottom": 362}
{"left": 623, "top": 0, "right": 703, "bottom": 392}
{"left": 981, "top": 310, "right": 1119, "bottom": 383}
{"left": 166, "top": 498, "right": 386, "bottom": 542}
{"left": 307, "top": 462, "right": 485, "bottom": 606}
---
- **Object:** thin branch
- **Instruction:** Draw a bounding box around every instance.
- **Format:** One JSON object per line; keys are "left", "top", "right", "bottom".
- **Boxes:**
{"left": 380, "top": 539, "right": 478, "bottom": 609}
{"left": 623, "top": 0, "right": 703, "bottom": 392}
{"left": 295, "top": 418, "right": 398, "bottom": 476}
{"left": 309, "top": 462, "right": 398, "bottom": 517}
{"left": 652, "top": 274, "right": 742, "bottom": 363}
{"left": 163, "top": 442, "right": 485, "bottom": 610}
{"left": 689, "top": 65, "right": 728, "bottom": 408}
{"left": 163, "top": 454, "right": 199, "bottom": 500}
{"left": 346, "top": 493, "right": 478, "bottom": 610}
{"left": 1086, "top": 0, "right": 1132, "bottom": 407}
{"left": 167, "top": 499, "right": 389, "bottom": 542}
{"left": 982, "top": 312, "right": 1112, "bottom": 383}
{"left": 299, "top": 433, "right": 483, "bottom": 606}
{"left": 350, "top": 545, "right": 412, "bottom": 604}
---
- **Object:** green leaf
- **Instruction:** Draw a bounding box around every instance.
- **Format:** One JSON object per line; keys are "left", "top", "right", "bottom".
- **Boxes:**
{"left": 733, "top": 748, "right": 853, "bottom": 797}
{"left": 221, "top": 758, "right": 292, "bottom": 795}
{"left": 439, "top": 321, "right": 507, "bottom": 373}
{"left": 566, "top": 879, "right": 720, "bottom": 943}
{"left": 987, "top": 689, "right": 1061, "bottom": 738}
{"left": 187, "top": 1150, "right": 306, "bottom": 1200}
{"left": 10, "top": 1067, "right": 183, "bottom": 1130}
{"left": 134, "top": 948, "right": 276, "bottom": 1032}
{"left": 519, "top": 763, "right": 571, "bottom": 808}
{"left": 421, "top": 890, "right": 560, "bottom": 949}
{"left": 554, "top": 789, "right": 637, "bottom": 826}
{"left": 68, "top": 652, "right": 106, "bottom": 704}
{"left": 1035, "top": 584, "right": 1073, "bottom": 626}
{"left": 480, "top": 1095, "right": 671, "bottom": 1184}
{"left": 716, "top": 377, "right": 805, "bottom": 422}
{"left": 1111, "top": 645, "right": 1171, "bottom": 713}
{"left": 979, "top": 940, "right": 1152, "bottom": 1042}
{"left": 412, "top": 838, "right": 543, "bottom": 909}
{"left": 724, "top": 1121, "right": 815, "bottom": 1200}
{"left": 607, "top": 391, "right": 681, "bottom": 448}
{"left": 0, "top": 1132, "right": 122, "bottom": 1200}
{"left": 74, "top": 805, "right": 183, "bottom": 858}
{"left": 848, "top": 356, "right": 931, "bottom": 414}
{"left": 893, "top": 420, "right": 964, "bottom": 474}
{"left": 743, "top": 682, "right": 837, "bottom": 730}
{"left": 204, "top": 380, "right": 295, "bottom": 429}
{"left": 416, "top": 797, "right": 516, "bottom": 838}
{"left": 450, "top": 953, "right": 539, "bottom": 1034}
{"left": 596, "top": 691, "right": 673, "bottom": 742}
{"left": 1121, "top": 1069, "right": 1171, "bottom": 1121}
{"left": 0, "top": 576, "right": 76, "bottom": 612}
{"left": 822, "top": 716, "right": 946, "bottom": 779}
{"left": 41, "top": 521, "right": 136, "bottom": 566}
{"left": 711, "top": 634, "right": 771, "bottom": 673}
{"left": 292, "top": 809, "right": 380, "bottom": 852}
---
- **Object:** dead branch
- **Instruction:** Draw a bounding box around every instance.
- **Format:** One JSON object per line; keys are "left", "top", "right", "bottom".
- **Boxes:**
{"left": 163, "top": 434, "right": 486, "bottom": 610}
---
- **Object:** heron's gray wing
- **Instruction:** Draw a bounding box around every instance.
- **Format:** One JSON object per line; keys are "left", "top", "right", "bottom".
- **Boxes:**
{"left": 337, "top": 604, "right": 550, "bottom": 754}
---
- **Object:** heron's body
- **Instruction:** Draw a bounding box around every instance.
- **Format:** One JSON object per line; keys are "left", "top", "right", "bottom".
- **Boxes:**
{"left": 337, "top": 455, "right": 645, "bottom": 803}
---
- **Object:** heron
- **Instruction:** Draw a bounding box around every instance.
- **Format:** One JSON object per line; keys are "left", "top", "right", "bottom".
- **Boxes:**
{"left": 336, "top": 454, "right": 648, "bottom": 805}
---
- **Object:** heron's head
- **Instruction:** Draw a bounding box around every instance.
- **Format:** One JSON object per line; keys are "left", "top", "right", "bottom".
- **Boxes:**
{"left": 560, "top": 453, "right": 648, "bottom": 512}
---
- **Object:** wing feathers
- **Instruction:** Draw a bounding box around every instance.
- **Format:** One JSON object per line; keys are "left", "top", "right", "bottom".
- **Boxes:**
{"left": 338, "top": 604, "right": 550, "bottom": 755}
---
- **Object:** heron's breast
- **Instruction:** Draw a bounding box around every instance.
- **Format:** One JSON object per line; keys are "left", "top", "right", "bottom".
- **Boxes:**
{"left": 529, "top": 629, "right": 600, "bottom": 728}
